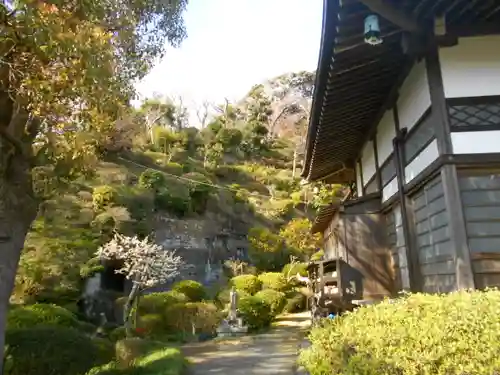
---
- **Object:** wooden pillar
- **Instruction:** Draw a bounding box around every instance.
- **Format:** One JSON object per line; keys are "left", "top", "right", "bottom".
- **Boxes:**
{"left": 425, "top": 45, "right": 475, "bottom": 290}
{"left": 392, "top": 108, "right": 421, "bottom": 292}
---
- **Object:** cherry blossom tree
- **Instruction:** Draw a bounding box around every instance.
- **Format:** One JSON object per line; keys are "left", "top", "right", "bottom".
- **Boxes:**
{"left": 96, "top": 233, "right": 184, "bottom": 336}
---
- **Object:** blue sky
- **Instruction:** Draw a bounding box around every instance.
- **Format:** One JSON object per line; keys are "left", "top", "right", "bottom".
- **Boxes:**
{"left": 136, "top": 0, "right": 323, "bottom": 123}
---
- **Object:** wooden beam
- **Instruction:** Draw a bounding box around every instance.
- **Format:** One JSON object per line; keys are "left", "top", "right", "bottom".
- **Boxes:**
{"left": 360, "top": 0, "right": 423, "bottom": 33}
{"left": 425, "top": 45, "right": 475, "bottom": 291}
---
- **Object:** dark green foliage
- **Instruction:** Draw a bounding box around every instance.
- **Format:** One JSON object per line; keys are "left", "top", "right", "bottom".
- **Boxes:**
{"left": 138, "top": 169, "right": 166, "bottom": 192}
{"left": 7, "top": 303, "right": 85, "bottom": 331}
{"left": 248, "top": 227, "right": 290, "bottom": 272}
{"left": 85, "top": 342, "right": 186, "bottom": 375}
{"left": 254, "top": 289, "right": 286, "bottom": 317}
{"left": 154, "top": 189, "right": 190, "bottom": 217}
{"left": 137, "top": 291, "right": 188, "bottom": 315}
{"left": 4, "top": 326, "right": 113, "bottom": 375}
{"left": 300, "top": 290, "right": 500, "bottom": 375}
{"left": 258, "top": 272, "right": 288, "bottom": 292}
{"left": 237, "top": 296, "right": 273, "bottom": 331}
{"left": 283, "top": 292, "right": 306, "bottom": 313}
{"left": 183, "top": 172, "right": 213, "bottom": 214}
{"left": 172, "top": 280, "right": 206, "bottom": 302}
{"left": 230, "top": 275, "right": 262, "bottom": 295}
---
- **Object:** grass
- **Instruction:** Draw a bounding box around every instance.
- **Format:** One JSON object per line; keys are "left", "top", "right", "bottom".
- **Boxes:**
{"left": 87, "top": 343, "right": 188, "bottom": 375}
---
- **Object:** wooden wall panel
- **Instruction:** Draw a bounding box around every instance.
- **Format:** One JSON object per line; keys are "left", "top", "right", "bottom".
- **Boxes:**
{"left": 411, "top": 174, "right": 457, "bottom": 293}
{"left": 459, "top": 170, "right": 500, "bottom": 289}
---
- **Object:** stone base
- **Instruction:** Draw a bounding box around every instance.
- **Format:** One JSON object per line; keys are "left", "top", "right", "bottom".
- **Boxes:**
{"left": 216, "top": 319, "right": 248, "bottom": 337}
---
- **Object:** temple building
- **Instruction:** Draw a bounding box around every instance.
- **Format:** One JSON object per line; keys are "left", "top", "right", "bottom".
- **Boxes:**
{"left": 303, "top": 0, "right": 500, "bottom": 297}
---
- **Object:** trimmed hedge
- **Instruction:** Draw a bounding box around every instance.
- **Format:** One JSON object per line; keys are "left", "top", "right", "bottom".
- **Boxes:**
{"left": 230, "top": 275, "right": 262, "bottom": 295}
{"left": 299, "top": 290, "right": 500, "bottom": 375}
{"left": 283, "top": 291, "right": 306, "bottom": 313}
{"left": 254, "top": 289, "right": 286, "bottom": 317}
{"left": 4, "top": 326, "right": 113, "bottom": 375}
{"left": 258, "top": 272, "right": 288, "bottom": 292}
{"left": 237, "top": 296, "right": 273, "bottom": 331}
{"left": 136, "top": 291, "right": 187, "bottom": 315}
{"left": 172, "top": 280, "right": 206, "bottom": 302}
{"left": 7, "top": 303, "right": 88, "bottom": 331}
{"left": 86, "top": 344, "right": 186, "bottom": 375}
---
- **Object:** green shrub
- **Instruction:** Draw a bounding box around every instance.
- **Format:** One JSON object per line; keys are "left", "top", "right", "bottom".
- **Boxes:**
{"left": 237, "top": 296, "right": 273, "bottom": 331}
{"left": 299, "top": 290, "right": 500, "bottom": 375}
{"left": 109, "top": 326, "right": 127, "bottom": 342}
{"left": 282, "top": 262, "right": 308, "bottom": 279}
{"left": 138, "top": 169, "right": 166, "bottom": 192}
{"left": 4, "top": 326, "right": 113, "bottom": 375}
{"left": 137, "top": 314, "right": 164, "bottom": 337}
{"left": 172, "top": 280, "right": 206, "bottom": 302}
{"left": 258, "top": 272, "right": 288, "bottom": 292}
{"left": 254, "top": 289, "right": 286, "bottom": 317}
{"left": 7, "top": 303, "right": 82, "bottom": 330}
{"left": 283, "top": 292, "right": 306, "bottom": 313}
{"left": 93, "top": 185, "right": 119, "bottom": 210}
{"left": 163, "top": 162, "right": 183, "bottom": 176}
{"left": 154, "top": 189, "right": 190, "bottom": 216}
{"left": 230, "top": 275, "right": 262, "bottom": 295}
{"left": 87, "top": 344, "right": 186, "bottom": 375}
{"left": 138, "top": 291, "right": 187, "bottom": 315}
{"left": 164, "top": 302, "right": 221, "bottom": 336}
{"left": 183, "top": 172, "right": 213, "bottom": 213}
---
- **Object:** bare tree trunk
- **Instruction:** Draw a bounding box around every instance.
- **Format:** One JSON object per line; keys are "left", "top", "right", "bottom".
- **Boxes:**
{"left": 292, "top": 149, "right": 297, "bottom": 178}
{"left": 123, "top": 283, "right": 140, "bottom": 337}
{"left": 0, "top": 154, "right": 38, "bottom": 374}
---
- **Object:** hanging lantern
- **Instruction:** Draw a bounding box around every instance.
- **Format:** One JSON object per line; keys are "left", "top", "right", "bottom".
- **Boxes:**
{"left": 364, "top": 14, "right": 383, "bottom": 46}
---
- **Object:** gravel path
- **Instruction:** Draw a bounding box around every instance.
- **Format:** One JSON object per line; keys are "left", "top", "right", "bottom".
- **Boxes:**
{"left": 182, "top": 312, "right": 310, "bottom": 375}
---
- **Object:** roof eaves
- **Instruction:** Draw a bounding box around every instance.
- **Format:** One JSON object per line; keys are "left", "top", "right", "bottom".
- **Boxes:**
{"left": 301, "top": 0, "right": 341, "bottom": 180}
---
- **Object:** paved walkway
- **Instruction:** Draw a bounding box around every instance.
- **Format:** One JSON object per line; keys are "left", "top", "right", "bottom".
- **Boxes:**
{"left": 182, "top": 312, "right": 310, "bottom": 375}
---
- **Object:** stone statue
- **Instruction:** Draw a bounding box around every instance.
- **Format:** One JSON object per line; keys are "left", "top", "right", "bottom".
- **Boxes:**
{"left": 228, "top": 286, "right": 238, "bottom": 322}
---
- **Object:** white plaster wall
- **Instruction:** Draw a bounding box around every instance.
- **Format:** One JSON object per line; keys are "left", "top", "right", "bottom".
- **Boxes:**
{"left": 382, "top": 177, "right": 398, "bottom": 202}
{"left": 356, "top": 162, "right": 363, "bottom": 197}
{"left": 376, "top": 110, "right": 396, "bottom": 165}
{"left": 439, "top": 35, "right": 500, "bottom": 98}
{"left": 404, "top": 140, "right": 439, "bottom": 184}
{"left": 451, "top": 130, "right": 500, "bottom": 154}
{"left": 397, "top": 61, "right": 431, "bottom": 131}
{"left": 361, "top": 140, "right": 376, "bottom": 185}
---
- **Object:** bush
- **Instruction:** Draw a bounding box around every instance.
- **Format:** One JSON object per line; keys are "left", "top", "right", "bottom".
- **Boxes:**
{"left": 138, "top": 291, "right": 187, "bottom": 315}
{"left": 87, "top": 344, "right": 186, "bottom": 375}
{"left": 7, "top": 303, "right": 82, "bottom": 330}
{"left": 164, "top": 302, "right": 221, "bottom": 336}
{"left": 93, "top": 185, "right": 119, "bottom": 210}
{"left": 114, "top": 338, "right": 148, "bottom": 369}
{"left": 254, "top": 290, "right": 286, "bottom": 317}
{"left": 172, "top": 280, "right": 206, "bottom": 302}
{"left": 230, "top": 275, "right": 262, "bottom": 295}
{"left": 4, "top": 326, "right": 113, "bottom": 375}
{"left": 299, "top": 290, "right": 500, "bottom": 375}
{"left": 283, "top": 292, "right": 306, "bottom": 313}
{"left": 138, "top": 169, "right": 166, "bottom": 192}
{"left": 137, "top": 314, "right": 164, "bottom": 337}
{"left": 154, "top": 189, "right": 190, "bottom": 216}
{"left": 109, "top": 327, "right": 127, "bottom": 342}
{"left": 282, "top": 262, "right": 308, "bottom": 279}
{"left": 237, "top": 296, "right": 273, "bottom": 331}
{"left": 258, "top": 272, "right": 288, "bottom": 292}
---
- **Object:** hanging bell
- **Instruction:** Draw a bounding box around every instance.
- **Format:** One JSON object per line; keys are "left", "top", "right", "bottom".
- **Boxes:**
{"left": 364, "top": 14, "right": 383, "bottom": 46}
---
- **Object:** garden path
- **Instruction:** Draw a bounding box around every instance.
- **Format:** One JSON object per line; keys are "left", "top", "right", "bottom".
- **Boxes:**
{"left": 182, "top": 312, "right": 310, "bottom": 375}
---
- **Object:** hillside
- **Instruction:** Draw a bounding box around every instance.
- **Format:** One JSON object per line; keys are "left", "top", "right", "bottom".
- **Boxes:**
{"left": 14, "top": 72, "right": 338, "bottom": 310}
